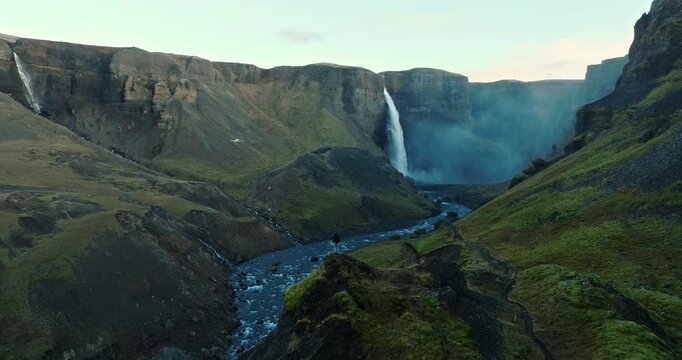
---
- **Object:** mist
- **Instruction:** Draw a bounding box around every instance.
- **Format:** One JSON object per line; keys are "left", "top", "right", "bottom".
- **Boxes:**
{"left": 404, "top": 78, "right": 614, "bottom": 184}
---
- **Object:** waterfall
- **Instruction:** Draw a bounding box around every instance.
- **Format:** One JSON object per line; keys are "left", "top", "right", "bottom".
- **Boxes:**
{"left": 13, "top": 53, "right": 41, "bottom": 113}
{"left": 383, "top": 88, "right": 408, "bottom": 176}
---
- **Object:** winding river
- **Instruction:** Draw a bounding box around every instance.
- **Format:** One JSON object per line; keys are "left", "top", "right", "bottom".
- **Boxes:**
{"left": 227, "top": 194, "right": 471, "bottom": 357}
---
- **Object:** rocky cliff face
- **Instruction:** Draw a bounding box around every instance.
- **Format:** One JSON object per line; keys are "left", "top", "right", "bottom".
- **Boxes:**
{"left": 0, "top": 40, "right": 387, "bottom": 187}
{"left": 265, "top": 63, "right": 387, "bottom": 136}
{"left": 382, "top": 69, "right": 473, "bottom": 180}
{"left": 0, "top": 36, "right": 629, "bottom": 188}
{"left": 617, "top": 0, "right": 682, "bottom": 105}
{"left": 582, "top": 56, "right": 629, "bottom": 103}
{"left": 577, "top": 0, "right": 682, "bottom": 139}
{"left": 383, "top": 68, "right": 472, "bottom": 126}
{"left": 0, "top": 39, "right": 21, "bottom": 96}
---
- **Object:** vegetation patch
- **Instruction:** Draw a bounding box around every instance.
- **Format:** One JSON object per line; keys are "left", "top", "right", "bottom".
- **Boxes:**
{"left": 284, "top": 267, "right": 327, "bottom": 313}
{"left": 0, "top": 211, "right": 115, "bottom": 357}
{"left": 512, "top": 265, "right": 674, "bottom": 359}
{"left": 328, "top": 270, "right": 479, "bottom": 359}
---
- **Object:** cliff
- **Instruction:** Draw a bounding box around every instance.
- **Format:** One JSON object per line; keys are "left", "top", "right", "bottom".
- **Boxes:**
{"left": 1, "top": 34, "right": 628, "bottom": 190}
{"left": 382, "top": 69, "right": 473, "bottom": 181}
{"left": 0, "top": 38, "right": 440, "bottom": 240}
{"left": 382, "top": 68, "right": 472, "bottom": 126}
{"left": 0, "top": 40, "right": 387, "bottom": 187}
{"left": 577, "top": 0, "right": 682, "bottom": 138}
{"left": 582, "top": 56, "right": 629, "bottom": 103}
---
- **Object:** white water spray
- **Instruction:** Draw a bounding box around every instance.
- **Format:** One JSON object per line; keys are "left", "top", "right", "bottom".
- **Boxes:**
{"left": 13, "top": 53, "right": 41, "bottom": 113}
{"left": 383, "top": 88, "right": 408, "bottom": 176}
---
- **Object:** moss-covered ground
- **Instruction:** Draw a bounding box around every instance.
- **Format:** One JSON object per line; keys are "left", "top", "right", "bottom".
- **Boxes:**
{"left": 0, "top": 94, "right": 249, "bottom": 358}
{"left": 283, "top": 251, "right": 482, "bottom": 359}
{"left": 457, "top": 62, "right": 682, "bottom": 357}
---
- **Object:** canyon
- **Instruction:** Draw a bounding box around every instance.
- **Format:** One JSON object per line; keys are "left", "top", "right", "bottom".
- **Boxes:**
{"left": 0, "top": 0, "right": 680, "bottom": 358}
{"left": 0, "top": 35, "right": 630, "bottom": 359}
{"left": 246, "top": 0, "right": 682, "bottom": 359}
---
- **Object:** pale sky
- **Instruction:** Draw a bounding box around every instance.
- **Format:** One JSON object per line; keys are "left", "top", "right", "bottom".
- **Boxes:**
{"left": 1, "top": 0, "right": 653, "bottom": 81}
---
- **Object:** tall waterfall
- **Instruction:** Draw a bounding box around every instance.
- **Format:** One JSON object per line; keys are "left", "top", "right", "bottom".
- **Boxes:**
{"left": 383, "top": 88, "right": 408, "bottom": 176}
{"left": 13, "top": 53, "right": 41, "bottom": 113}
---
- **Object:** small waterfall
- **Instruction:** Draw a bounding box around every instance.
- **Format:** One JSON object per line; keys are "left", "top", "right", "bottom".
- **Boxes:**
{"left": 383, "top": 88, "right": 408, "bottom": 176}
{"left": 13, "top": 53, "right": 41, "bottom": 113}
{"left": 197, "top": 237, "right": 233, "bottom": 268}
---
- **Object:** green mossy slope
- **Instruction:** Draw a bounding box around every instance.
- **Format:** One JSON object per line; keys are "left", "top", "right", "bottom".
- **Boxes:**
{"left": 253, "top": 147, "right": 436, "bottom": 241}
{"left": 250, "top": 253, "right": 483, "bottom": 360}
{"left": 458, "top": 1, "right": 682, "bottom": 357}
{"left": 0, "top": 94, "right": 284, "bottom": 358}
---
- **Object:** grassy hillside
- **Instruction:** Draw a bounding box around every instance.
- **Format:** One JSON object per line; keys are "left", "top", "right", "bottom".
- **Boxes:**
{"left": 0, "top": 94, "right": 289, "bottom": 358}
{"left": 253, "top": 147, "right": 436, "bottom": 240}
{"left": 457, "top": 1, "right": 682, "bottom": 357}
{"left": 458, "top": 95, "right": 682, "bottom": 358}
{"left": 151, "top": 76, "right": 371, "bottom": 195}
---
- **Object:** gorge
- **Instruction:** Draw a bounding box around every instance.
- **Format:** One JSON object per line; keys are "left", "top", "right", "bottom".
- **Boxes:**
{"left": 0, "top": 0, "right": 680, "bottom": 358}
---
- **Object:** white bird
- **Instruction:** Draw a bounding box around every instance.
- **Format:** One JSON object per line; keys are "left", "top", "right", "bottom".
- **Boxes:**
{"left": 230, "top": 138, "right": 242, "bottom": 143}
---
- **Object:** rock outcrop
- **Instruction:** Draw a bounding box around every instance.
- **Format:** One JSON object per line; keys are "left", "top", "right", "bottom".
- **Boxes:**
{"left": 576, "top": 0, "right": 682, "bottom": 139}
{"left": 0, "top": 39, "right": 19, "bottom": 95}
{"left": 383, "top": 68, "right": 472, "bottom": 126}
{"left": 244, "top": 230, "right": 547, "bottom": 359}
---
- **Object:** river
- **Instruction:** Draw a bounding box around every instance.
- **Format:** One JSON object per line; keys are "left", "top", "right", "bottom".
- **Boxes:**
{"left": 227, "top": 193, "right": 471, "bottom": 357}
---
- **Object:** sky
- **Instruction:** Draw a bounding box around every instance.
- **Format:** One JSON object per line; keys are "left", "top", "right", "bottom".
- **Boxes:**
{"left": 1, "top": 0, "right": 653, "bottom": 82}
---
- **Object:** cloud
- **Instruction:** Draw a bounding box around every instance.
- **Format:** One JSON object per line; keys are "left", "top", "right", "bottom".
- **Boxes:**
{"left": 466, "top": 37, "right": 632, "bottom": 82}
{"left": 278, "top": 28, "right": 325, "bottom": 44}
